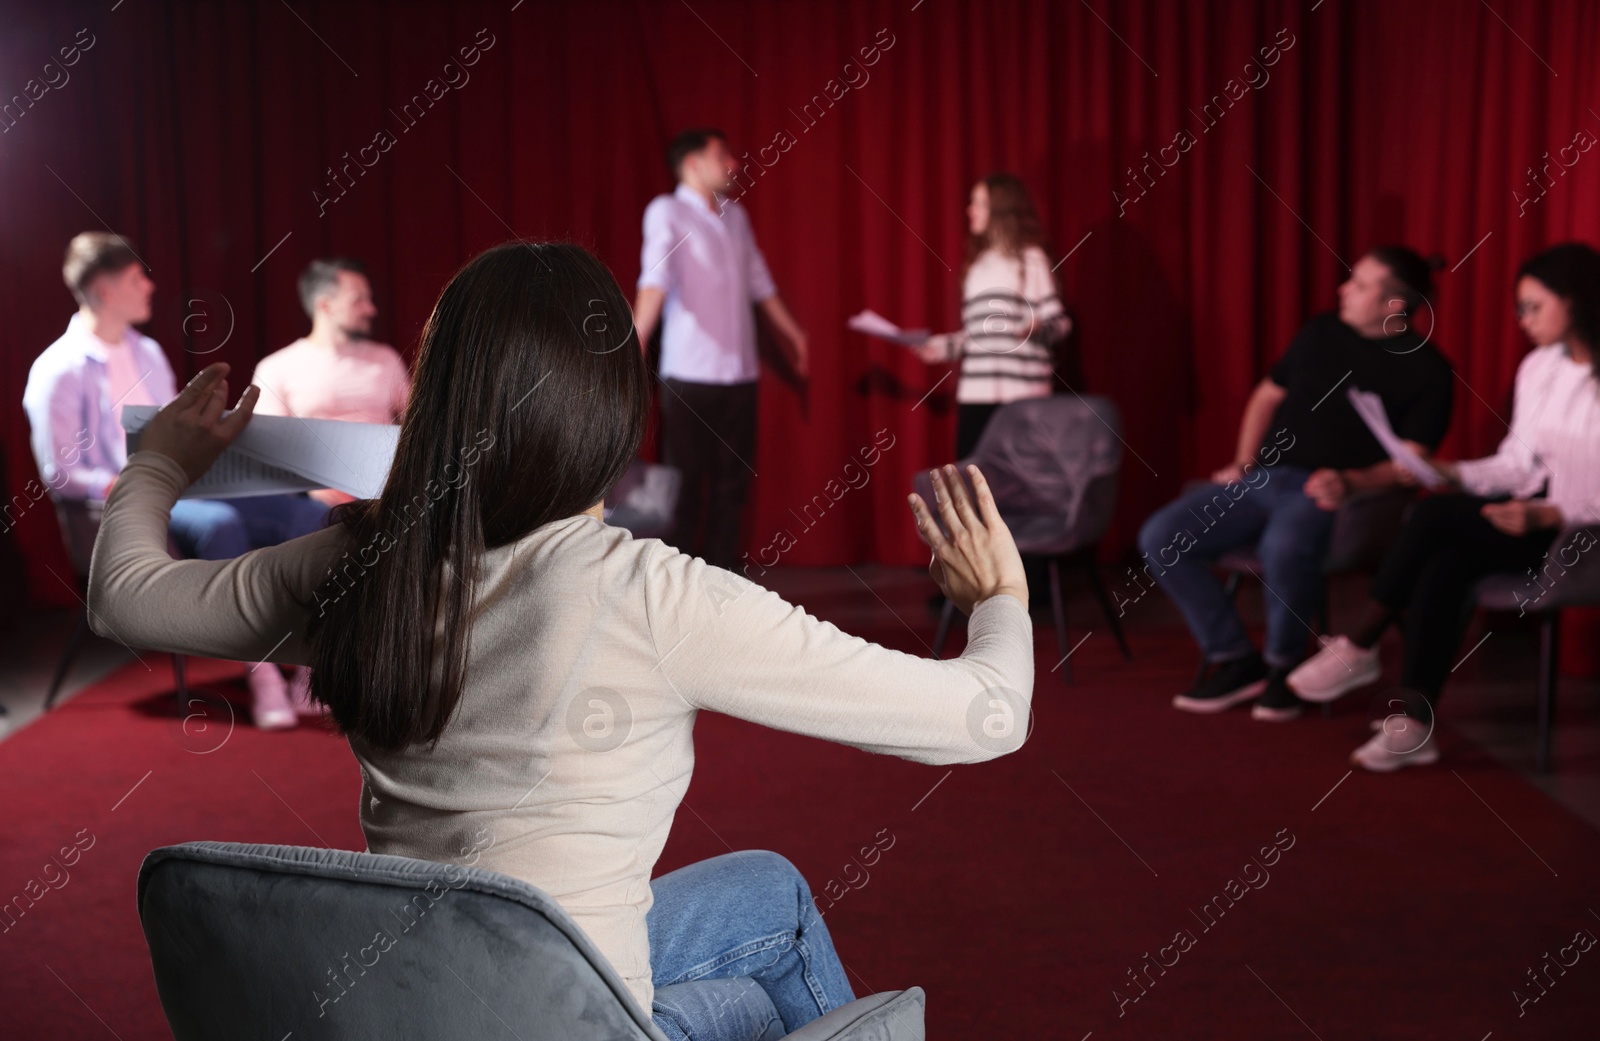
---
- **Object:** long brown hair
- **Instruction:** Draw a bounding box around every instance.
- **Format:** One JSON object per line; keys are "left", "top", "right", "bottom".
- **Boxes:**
{"left": 307, "top": 242, "right": 650, "bottom": 751}
{"left": 963, "top": 173, "right": 1049, "bottom": 278}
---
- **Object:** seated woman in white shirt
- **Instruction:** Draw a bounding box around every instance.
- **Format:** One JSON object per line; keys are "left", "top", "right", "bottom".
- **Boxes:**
{"left": 916, "top": 173, "right": 1073, "bottom": 458}
{"left": 1288, "top": 243, "right": 1600, "bottom": 772}
{"left": 88, "top": 242, "right": 1036, "bottom": 1039}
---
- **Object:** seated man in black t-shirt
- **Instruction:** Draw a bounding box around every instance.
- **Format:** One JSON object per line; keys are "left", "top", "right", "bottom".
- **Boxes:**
{"left": 1137, "top": 246, "right": 1454, "bottom": 720}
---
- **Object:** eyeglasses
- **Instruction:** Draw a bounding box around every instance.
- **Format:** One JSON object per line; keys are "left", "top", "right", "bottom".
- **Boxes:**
{"left": 1515, "top": 301, "right": 1542, "bottom": 318}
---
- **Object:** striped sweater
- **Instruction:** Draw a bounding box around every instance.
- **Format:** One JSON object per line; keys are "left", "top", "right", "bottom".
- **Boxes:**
{"left": 934, "top": 245, "right": 1072, "bottom": 404}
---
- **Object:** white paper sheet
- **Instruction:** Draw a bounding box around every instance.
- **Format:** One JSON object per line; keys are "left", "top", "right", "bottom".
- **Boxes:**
{"left": 123, "top": 405, "right": 399, "bottom": 500}
{"left": 1345, "top": 387, "right": 1444, "bottom": 488}
{"left": 847, "top": 309, "right": 930, "bottom": 347}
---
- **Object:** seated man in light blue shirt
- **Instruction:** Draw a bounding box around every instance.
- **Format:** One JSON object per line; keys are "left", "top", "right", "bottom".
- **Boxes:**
{"left": 631, "top": 128, "right": 809, "bottom": 571}
{"left": 23, "top": 232, "right": 327, "bottom": 729}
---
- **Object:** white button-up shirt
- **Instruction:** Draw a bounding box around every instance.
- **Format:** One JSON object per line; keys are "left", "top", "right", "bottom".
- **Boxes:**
{"left": 1456, "top": 342, "right": 1600, "bottom": 526}
{"left": 637, "top": 182, "right": 777, "bottom": 384}
{"left": 23, "top": 313, "right": 177, "bottom": 500}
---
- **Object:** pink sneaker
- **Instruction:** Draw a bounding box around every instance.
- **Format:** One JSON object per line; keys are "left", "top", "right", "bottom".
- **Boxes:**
{"left": 287, "top": 666, "right": 329, "bottom": 717}
{"left": 249, "top": 665, "right": 297, "bottom": 731}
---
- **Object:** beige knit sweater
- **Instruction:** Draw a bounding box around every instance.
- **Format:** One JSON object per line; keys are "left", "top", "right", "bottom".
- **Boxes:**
{"left": 89, "top": 450, "right": 1037, "bottom": 1012}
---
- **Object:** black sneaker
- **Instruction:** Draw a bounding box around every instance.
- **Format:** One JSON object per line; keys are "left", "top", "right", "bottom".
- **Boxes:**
{"left": 1250, "top": 669, "right": 1306, "bottom": 721}
{"left": 1173, "top": 653, "right": 1269, "bottom": 713}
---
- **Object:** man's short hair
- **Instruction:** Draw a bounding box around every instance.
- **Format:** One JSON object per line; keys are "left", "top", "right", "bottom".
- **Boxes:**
{"left": 298, "top": 257, "right": 367, "bottom": 318}
{"left": 666, "top": 128, "right": 725, "bottom": 180}
{"left": 62, "top": 232, "right": 142, "bottom": 306}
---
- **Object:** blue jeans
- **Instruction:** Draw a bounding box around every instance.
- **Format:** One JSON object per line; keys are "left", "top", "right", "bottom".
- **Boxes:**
{"left": 648, "top": 851, "right": 855, "bottom": 1041}
{"left": 1136, "top": 466, "right": 1334, "bottom": 669}
{"left": 167, "top": 494, "right": 329, "bottom": 561}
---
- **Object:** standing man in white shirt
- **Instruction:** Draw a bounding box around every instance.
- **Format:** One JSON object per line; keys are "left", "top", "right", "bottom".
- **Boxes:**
{"left": 632, "top": 128, "right": 809, "bottom": 570}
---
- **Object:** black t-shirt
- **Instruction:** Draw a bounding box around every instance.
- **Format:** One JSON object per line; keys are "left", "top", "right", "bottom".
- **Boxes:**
{"left": 1259, "top": 311, "right": 1454, "bottom": 470}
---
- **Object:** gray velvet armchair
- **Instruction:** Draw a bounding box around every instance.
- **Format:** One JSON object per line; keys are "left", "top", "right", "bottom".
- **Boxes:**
{"left": 137, "top": 841, "right": 925, "bottom": 1041}
{"left": 1472, "top": 525, "right": 1600, "bottom": 772}
{"left": 913, "top": 394, "right": 1130, "bottom": 682}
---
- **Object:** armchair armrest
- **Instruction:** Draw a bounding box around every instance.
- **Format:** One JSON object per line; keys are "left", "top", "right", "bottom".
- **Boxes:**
{"left": 782, "top": 987, "right": 925, "bottom": 1041}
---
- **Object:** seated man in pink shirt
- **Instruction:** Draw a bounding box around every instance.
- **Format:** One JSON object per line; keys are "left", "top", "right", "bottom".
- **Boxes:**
{"left": 250, "top": 258, "right": 409, "bottom": 714}
{"left": 250, "top": 256, "right": 410, "bottom": 495}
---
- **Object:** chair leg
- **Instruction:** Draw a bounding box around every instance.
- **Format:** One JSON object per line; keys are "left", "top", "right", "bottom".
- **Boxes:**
{"left": 172, "top": 655, "right": 189, "bottom": 717}
{"left": 44, "top": 612, "right": 94, "bottom": 711}
{"left": 1536, "top": 611, "right": 1560, "bottom": 773}
{"left": 1317, "top": 578, "right": 1334, "bottom": 719}
{"left": 1080, "top": 553, "right": 1132, "bottom": 660}
{"left": 1048, "top": 557, "right": 1071, "bottom": 684}
{"left": 932, "top": 601, "right": 957, "bottom": 659}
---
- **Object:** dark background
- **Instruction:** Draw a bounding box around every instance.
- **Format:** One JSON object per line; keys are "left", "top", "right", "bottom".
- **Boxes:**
{"left": 3, "top": 0, "right": 1599, "bottom": 610}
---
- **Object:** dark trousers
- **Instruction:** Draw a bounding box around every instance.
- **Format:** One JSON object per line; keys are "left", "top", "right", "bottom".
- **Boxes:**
{"left": 660, "top": 378, "right": 758, "bottom": 570}
{"left": 1369, "top": 494, "right": 1558, "bottom": 701}
{"left": 955, "top": 403, "right": 1001, "bottom": 460}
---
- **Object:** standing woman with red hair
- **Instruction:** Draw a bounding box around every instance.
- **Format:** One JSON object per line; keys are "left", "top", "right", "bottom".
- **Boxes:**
{"left": 917, "top": 173, "right": 1073, "bottom": 457}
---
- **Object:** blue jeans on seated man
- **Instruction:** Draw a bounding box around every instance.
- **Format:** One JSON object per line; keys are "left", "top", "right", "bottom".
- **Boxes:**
{"left": 167, "top": 494, "right": 330, "bottom": 561}
{"left": 649, "top": 850, "right": 855, "bottom": 1041}
{"left": 1136, "top": 465, "right": 1334, "bottom": 670}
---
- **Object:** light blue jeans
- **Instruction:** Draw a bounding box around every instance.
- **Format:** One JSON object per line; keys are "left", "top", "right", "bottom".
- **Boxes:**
{"left": 648, "top": 851, "right": 855, "bottom": 1041}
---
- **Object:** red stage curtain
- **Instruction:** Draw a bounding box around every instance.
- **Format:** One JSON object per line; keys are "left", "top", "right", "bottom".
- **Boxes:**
{"left": 3, "top": 0, "right": 1599, "bottom": 636}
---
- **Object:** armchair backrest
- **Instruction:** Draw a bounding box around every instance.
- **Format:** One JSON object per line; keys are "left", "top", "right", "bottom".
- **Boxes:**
{"left": 606, "top": 460, "right": 682, "bottom": 539}
{"left": 137, "top": 841, "right": 663, "bottom": 1041}
{"left": 915, "top": 395, "right": 1123, "bottom": 557}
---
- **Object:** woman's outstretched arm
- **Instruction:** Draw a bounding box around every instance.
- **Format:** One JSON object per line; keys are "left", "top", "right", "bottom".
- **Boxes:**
{"left": 644, "top": 465, "right": 1036, "bottom": 766}
{"left": 87, "top": 366, "right": 348, "bottom": 664}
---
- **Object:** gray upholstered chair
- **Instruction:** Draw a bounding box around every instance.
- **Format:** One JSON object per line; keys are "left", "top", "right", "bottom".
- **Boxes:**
{"left": 1472, "top": 525, "right": 1600, "bottom": 772}
{"left": 914, "top": 394, "right": 1129, "bottom": 682}
{"left": 607, "top": 460, "right": 683, "bottom": 540}
{"left": 138, "top": 842, "right": 925, "bottom": 1041}
{"left": 45, "top": 495, "right": 190, "bottom": 711}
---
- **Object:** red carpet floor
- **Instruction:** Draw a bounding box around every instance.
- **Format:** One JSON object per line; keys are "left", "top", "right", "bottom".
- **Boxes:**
{"left": 4, "top": 579, "right": 1600, "bottom": 1039}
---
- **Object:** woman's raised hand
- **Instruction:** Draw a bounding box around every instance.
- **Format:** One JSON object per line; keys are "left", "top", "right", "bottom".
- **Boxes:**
{"left": 907, "top": 464, "right": 1029, "bottom": 615}
{"left": 137, "top": 363, "right": 259, "bottom": 486}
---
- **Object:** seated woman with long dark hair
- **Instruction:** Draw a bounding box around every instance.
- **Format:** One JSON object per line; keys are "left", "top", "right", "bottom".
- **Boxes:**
{"left": 88, "top": 242, "right": 1035, "bottom": 1039}
{"left": 1288, "top": 242, "right": 1600, "bottom": 772}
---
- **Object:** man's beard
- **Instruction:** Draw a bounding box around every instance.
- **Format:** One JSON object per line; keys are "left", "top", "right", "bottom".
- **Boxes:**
{"left": 340, "top": 323, "right": 373, "bottom": 342}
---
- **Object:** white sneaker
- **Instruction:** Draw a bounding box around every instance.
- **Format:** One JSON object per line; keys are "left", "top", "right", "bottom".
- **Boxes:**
{"left": 1287, "top": 636, "right": 1381, "bottom": 703}
{"left": 249, "top": 665, "right": 297, "bottom": 731}
{"left": 1351, "top": 720, "right": 1438, "bottom": 772}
